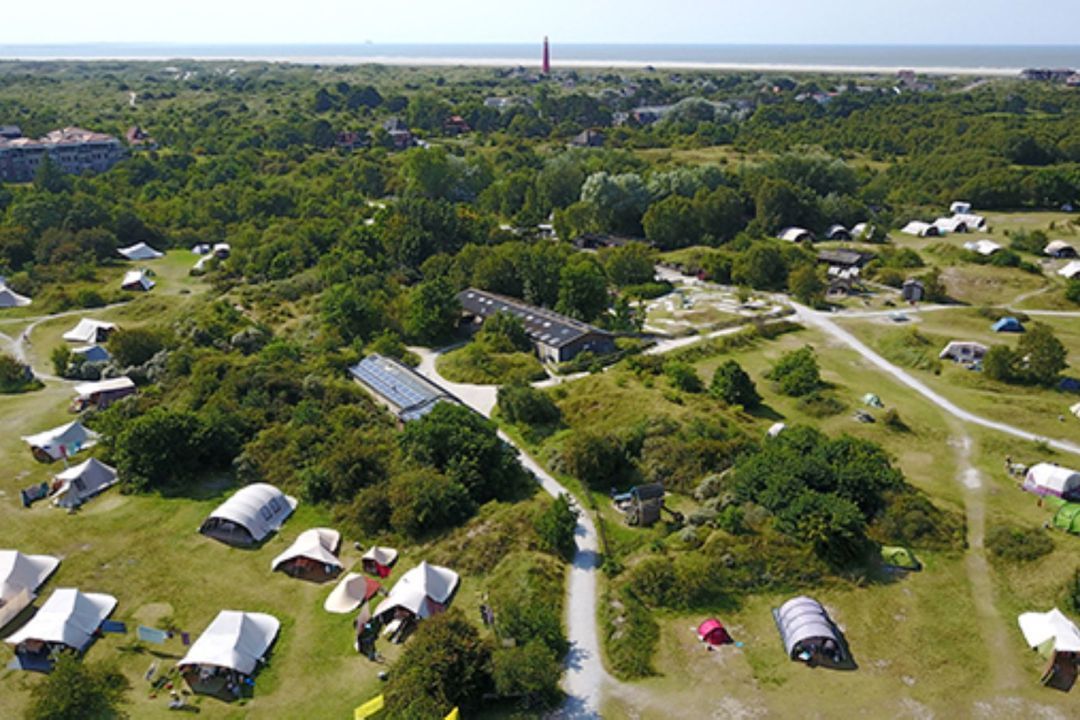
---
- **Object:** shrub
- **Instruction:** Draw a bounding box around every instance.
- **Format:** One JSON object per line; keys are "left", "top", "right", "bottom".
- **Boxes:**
{"left": 534, "top": 494, "right": 579, "bottom": 560}
{"left": 388, "top": 469, "right": 474, "bottom": 539}
{"left": 767, "top": 346, "right": 822, "bottom": 397}
{"left": 872, "top": 492, "right": 965, "bottom": 551}
{"left": 0, "top": 352, "right": 39, "bottom": 393}
{"left": 603, "top": 587, "right": 658, "bottom": 679}
{"left": 795, "top": 391, "right": 845, "bottom": 417}
{"left": 560, "top": 431, "right": 635, "bottom": 490}
{"left": 987, "top": 524, "right": 1054, "bottom": 563}
{"left": 107, "top": 327, "right": 167, "bottom": 367}
{"left": 1066, "top": 280, "right": 1080, "bottom": 305}
{"left": 491, "top": 641, "right": 561, "bottom": 709}
{"left": 26, "top": 653, "right": 129, "bottom": 720}
{"left": 663, "top": 360, "right": 702, "bottom": 393}
{"left": 498, "top": 382, "right": 561, "bottom": 426}
{"left": 488, "top": 552, "right": 567, "bottom": 657}
{"left": 710, "top": 359, "right": 760, "bottom": 408}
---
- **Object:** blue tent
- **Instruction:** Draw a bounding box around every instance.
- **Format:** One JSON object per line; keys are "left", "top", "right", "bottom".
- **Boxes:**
{"left": 992, "top": 316, "right": 1024, "bottom": 333}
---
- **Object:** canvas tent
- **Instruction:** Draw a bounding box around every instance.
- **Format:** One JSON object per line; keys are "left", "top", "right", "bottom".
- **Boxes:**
{"left": 1059, "top": 261, "right": 1080, "bottom": 280}
{"left": 901, "top": 221, "right": 938, "bottom": 237}
{"left": 697, "top": 618, "right": 732, "bottom": 646}
{"left": 22, "top": 421, "right": 98, "bottom": 462}
{"left": 72, "top": 345, "right": 110, "bottom": 363}
{"left": 992, "top": 316, "right": 1024, "bottom": 333}
{"left": 778, "top": 227, "right": 814, "bottom": 243}
{"left": 939, "top": 341, "right": 988, "bottom": 363}
{"left": 62, "top": 319, "right": 116, "bottom": 343}
{"left": 964, "top": 239, "right": 1001, "bottom": 256}
{"left": 72, "top": 376, "right": 135, "bottom": 411}
{"left": 773, "top": 596, "right": 847, "bottom": 666}
{"left": 120, "top": 269, "right": 155, "bottom": 291}
{"left": 0, "top": 285, "right": 31, "bottom": 308}
{"left": 1023, "top": 463, "right": 1080, "bottom": 500}
{"left": 953, "top": 212, "right": 987, "bottom": 230}
{"left": 766, "top": 422, "right": 786, "bottom": 438}
{"left": 373, "top": 561, "right": 459, "bottom": 623}
{"left": 824, "top": 224, "right": 851, "bottom": 240}
{"left": 117, "top": 242, "right": 163, "bottom": 260}
{"left": 0, "top": 551, "right": 60, "bottom": 630}
{"left": 1052, "top": 504, "right": 1080, "bottom": 535}
{"left": 933, "top": 216, "right": 968, "bottom": 234}
{"left": 1071, "top": 402, "right": 1080, "bottom": 420}
{"left": 325, "top": 573, "right": 383, "bottom": 614}
{"left": 271, "top": 528, "right": 342, "bottom": 581}
{"left": 50, "top": 458, "right": 117, "bottom": 509}
{"left": 361, "top": 546, "right": 399, "bottom": 578}
{"left": 1044, "top": 240, "right": 1077, "bottom": 259}
{"left": 950, "top": 201, "right": 972, "bottom": 215}
{"left": 178, "top": 610, "right": 280, "bottom": 680}
{"left": 1018, "top": 608, "right": 1080, "bottom": 690}
{"left": 5, "top": 587, "right": 116, "bottom": 657}
{"left": 199, "top": 483, "right": 297, "bottom": 547}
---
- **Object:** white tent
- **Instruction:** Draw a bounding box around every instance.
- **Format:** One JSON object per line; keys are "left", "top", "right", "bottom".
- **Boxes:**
{"left": 270, "top": 528, "right": 341, "bottom": 573}
{"left": 964, "top": 239, "right": 1001, "bottom": 256}
{"left": 72, "top": 345, "right": 110, "bottom": 363}
{"left": 361, "top": 546, "right": 398, "bottom": 568}
{"left": 1059, "top": 261, "right": 1080, "bottom": 280}
{"left": 850, "top": 222, "right": 873, "bottom": 239}
{"left": 51, "top": 458, "right": 118, "bottom": 509}
{"left": 1023, "top": 463, "right": 1080, "bottom": 499}
{"left": 1018, "top": 608, "right": 1080, "bottom": 653}
{"left": 0, "top": 285, "right": 31, "bottom": 308}
{"left": 117, "top": 242, "right": 164, "bottom": 261}
{"left": 939, "top": 341, "right": 988, "bottom": 362}
{"left": 199, "top": 483, "right": 297, "bottom": 546}
{"left": 1071, "top": 402, "right": 1080, "bottom": 420}
{"left": 212, "top": 243, "right": 231, "bottom": 258}
{"left": 953, "top": 212, "right": 987, "bottom": 230}
{"left": 373, "top": 561, "right": 459, "bottom": 621}
{"left": 933, "top": 216, "right": 968, "bottom": 234}
{"left": 73, "top": 376, "right": 135, "bottom": 397}
{"left": 901, "top": 221, "right": 938, "bottom": 237}
{"left": 950, "top": 201, "right": 972, "bottom": 215}
{"left": 324, "top": 573, "right": 383, "bottom": 614}
{"left": 178, "top": 610, "right": 280, "bottom": 676}
{"left": 777, "top": 227, "right": 814, "bottom": 243}
{"left": 1044, "top": 240, "right": 1077, "bottom": 258}
{"left": 0, "top": 551, "right": 60, "bottom": 630}
{"left": 4, "top": 588, "right": 116, "bottom": 652}
{"left": 121, "top": 270, "right": 155, "bottom": 291}
{"left": 766, "top": 422, "right": 786, "bottom": 438}
{"left": 22, "top": 421, "right": 99, "bottom": 462}
{"left": 192, "top": 243, "right": 211, "bottom": 255}
{"left": 62, "top": 319, "right": 117, "bottom": 343}
{"left": 774, "top": 596, "right": 843, "bottom": 661}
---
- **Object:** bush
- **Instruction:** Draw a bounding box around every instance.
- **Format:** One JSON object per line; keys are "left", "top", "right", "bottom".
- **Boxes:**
{"left": 603, "top": 587, "right": 658, "bottom": 679}
{"left": 498, "top": 382, "right": 561, "bottom": 426}
{"left": 767, "top": 346, "right": 822, "bottom": 397}
{"left": 388, "top": 468, "right": 474, "bottom": 539}
{"left": 560, "top": 431, "right": 634, "bottom": 491}
{"left": 534, "top": 494, "right": 579, "bottom": 560}
{"left": 26, "top": 653, "right": 129, "bottom": 720}
{"left": 491, "top": 641, "right": 562, "bottom": 709}
{"left": 987, "top": 524, "right": 1054, "bottom": 563}
{"left": 488, "top": 552, "right": 568, "bottom": 658}
{"left": 872, "top": 492, "right": 965, "bottom": 551}
{"left": 1066, "top": 280, "right": 1080, "bottom": 306}
{"left": 107, "top": 327, "right": 167, "bottom": 367}
{"left": 795, "top": 391, "right": 845, "bottom": 417}
{"left": 663, "top": 360, "right": 702, "bottom": 393}
{"left": 113, "top": 408, "right": 236, "bottom": 492}
{"left": 0, "top": 352, "right": 39, "bottom": 393}
{"left": 710, "top": 359, "right": 760, "bottom": 408}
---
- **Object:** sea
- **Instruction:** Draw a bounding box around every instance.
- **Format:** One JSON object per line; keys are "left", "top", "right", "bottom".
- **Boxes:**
{"left": 0, "top": 44, "right": 1078, "bottom": 74}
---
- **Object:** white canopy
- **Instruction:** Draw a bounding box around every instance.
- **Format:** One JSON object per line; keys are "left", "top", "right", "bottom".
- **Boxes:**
{"left": 121, "top": 270, "right": 155, "bottom": 291}
{"left": 1023, "top": 463, "right": 1080, "bottom": 498}
{"left": 72, "top": 345, "right": 110, "bottom": 363}
{"left": 179, "top": 610, "right": 280, "bottom": 675}
{"left": 361, "top": 546, "right": 398, "bottom": 567}
{"left": 202, "top": 483, "right": 297, "bottom": 544}
{"left": 373, "top": 561, "right": 459, "bottom": 620}
{"left": 52, "top": 458, "right": 118, "bottom": 508}
{"left": 22, "top": 421, "right": 98, "bottom": 461}
{"left": 117, "top": 242, "right": 164, "bottom": 260}
{"left": 271, "top": 528, "right": 341, "bottom": 572}
{"left": 324, "top": 573, "right": 382, "bottom": 614}
{"left": 0, "top": 285, "right": 31, "bottom": 308}
{"left": 5, "top": 588, "right": 116, "bottom": 651}
{"left": 62, "top": 319, "right": 117, "bottom": 343}
{"left": 73, "top": 376, "right": 135, "bottom": 398}
{"left": 0, "top": 551, "right": 60, "bottom": 602}
{"left": 1018, "top": 608, "right": 1080, "bottom": 653}
{"left": 1059, "top": 261, "right": 1080, "bottom": 279}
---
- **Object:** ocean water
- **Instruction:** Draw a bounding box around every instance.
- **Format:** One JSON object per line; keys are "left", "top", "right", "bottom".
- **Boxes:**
{"left": 0, "top": 43, "right": 1078, "bottom": 70}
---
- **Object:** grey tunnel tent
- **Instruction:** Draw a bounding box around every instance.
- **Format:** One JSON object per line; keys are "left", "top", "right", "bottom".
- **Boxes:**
{"left": 773, "top": 596, "right": 851, "bottom": 668}
{"left": 199, "top": 483, "right": 297, "bottom": 547}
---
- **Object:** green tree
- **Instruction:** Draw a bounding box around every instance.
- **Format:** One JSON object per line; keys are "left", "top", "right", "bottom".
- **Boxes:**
{"left": 0, "top": 352, "right": 37, "bottom": 393}
{"left": 642, "top": 195, "right": 700, "bottom": 250}
{"left": 788, "top": 263, "right": 826, "bottom": 305}
{"left": 663, "top": 360, "right": 702, "bottom": 392}
{"left": 600, "top": 241, "right": 656, "bottom": 287}
{"left": 388, "top": 468, "right": 474, "bottom": 538}
{"left": 25, "top": 653, "right": 129, "bottom": 720}
{"left": 404, "top": 278, "right": 461, "bottom": 344}
{"left": 477, "top": 311, "right": 531, "bottom": 353}
{"left": 731, "top": 244, "right": 788, "bottom": 290}
{"left": 34, "top": 155, "right": 72, "bottom": 194}
{"left": 491, "top": 641, "right": 562, "bottom": 708}
{"left": 107, "top": 327, "right": 166, "bottom": 367}
{"left": 754, "top": 178, "right": 813, "bottom": 234}
{"left": 556, "top": 255, "right": 608, "bottom": 321}
{"left": 406, "top": 93, "right": 451, "bottom": 132}
{"left": 693, "top": 185, "right": 745, "bottom": 244}
{"left": 1017, "top": 322, "right": 1068, "bottom": 385}
{"left": 983, "top": 345, "right": 1021, "bottom": 383}
{"left": 711, "top": 359, "right": 761, "bottom": 408}
{"left": 497, "top": 382, "right": 561, "bottom": 426}
{"left": 383, "top": 609, "right": 492, "bottom": 717}
{"left": 534, "top": 493, "right": 579, "bottom": 560}
{"left": 768, "top": 346, "right": 822, "bottom": 397}
{"left": 561, "top": 431, "right": 633, "bottom": 490}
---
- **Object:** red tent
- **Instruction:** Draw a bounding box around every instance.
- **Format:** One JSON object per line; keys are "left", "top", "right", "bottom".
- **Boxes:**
{"left": 697, "top": 619, "right": 732, "bottom": 646}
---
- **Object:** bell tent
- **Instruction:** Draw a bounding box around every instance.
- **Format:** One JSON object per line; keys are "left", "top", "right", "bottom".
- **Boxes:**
{"left": 0, "top": 551, "right": 61, "bottom": 630}
{"left": 50, "top": 458, "right": 118, "bottom": 509}
{"left": 324, "top": 573, "right": 383, "bottom": 614}
{"left": 361, "top": 546, "right": 399, "bottom": 578}
{"left": 270, "top": 528, "right": 342, "bottom": 582}
{"left": 22, "top": 421, "right": 98, "bottom": 463}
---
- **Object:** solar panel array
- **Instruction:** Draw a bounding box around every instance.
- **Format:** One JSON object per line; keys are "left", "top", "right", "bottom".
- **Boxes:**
{"left": 348, "top": 355, "right": 450, "bottom": 420}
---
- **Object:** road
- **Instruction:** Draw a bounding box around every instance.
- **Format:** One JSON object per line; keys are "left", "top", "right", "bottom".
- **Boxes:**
{"left": 793, "top": 303, "right": 1080, "bottom": 458}
{"left": 409, "top": 347, "right": 611, "bottom": 718}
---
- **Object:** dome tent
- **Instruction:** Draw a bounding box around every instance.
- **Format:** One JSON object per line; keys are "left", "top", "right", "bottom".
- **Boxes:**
{"left": 773, "top": 596, "right": 850, "bottom": 668}
{"left": 697, "top": 618, "right": 732, "bottom": 646}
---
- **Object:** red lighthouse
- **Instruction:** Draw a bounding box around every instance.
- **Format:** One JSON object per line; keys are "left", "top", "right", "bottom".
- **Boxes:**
{"left": 542, "top": 36, "right": 551, "bottom": 75}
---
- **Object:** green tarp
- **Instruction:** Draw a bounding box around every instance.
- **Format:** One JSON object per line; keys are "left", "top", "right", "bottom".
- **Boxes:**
{"left": 881, "top": 545, "right": 921, "bottom": 570}
{"left": 1053, "top": 504, "right": 1080, "bottom": 534}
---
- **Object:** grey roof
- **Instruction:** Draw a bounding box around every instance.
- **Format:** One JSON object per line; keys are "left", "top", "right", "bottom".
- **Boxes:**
{"left": 348, "top": 354, "right": 456, "bottom": 422}
{"left": 458, "top": 288, "right": 611, "bottom": 350}
{"left": 817, "top": 249, "right": 871, "bottom": 267}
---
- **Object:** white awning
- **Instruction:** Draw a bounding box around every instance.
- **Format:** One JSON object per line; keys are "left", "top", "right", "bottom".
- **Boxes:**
{"left": 179, "top": 610, "right": 280, "bottom": 675}
{"left": 117, "top": 242, "right": 164, "bottom": 260}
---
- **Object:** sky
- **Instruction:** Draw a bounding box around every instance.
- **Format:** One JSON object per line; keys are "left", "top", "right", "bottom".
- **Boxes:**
{"left": 0, "top": 0, "right": 1078, "bottom": 46}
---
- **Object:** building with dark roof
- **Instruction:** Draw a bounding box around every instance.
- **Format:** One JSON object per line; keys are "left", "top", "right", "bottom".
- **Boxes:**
{"left": 458, "top": 288, "right": 616, "bottom": 364}
{"left": 816, "top": 249, "right": 873, "bottom": 269}
{"left": 348, "top": 354, "right": 459, "bottom": 423}
{"left": 0, "top": 127, "right": 125, "bottom": 182}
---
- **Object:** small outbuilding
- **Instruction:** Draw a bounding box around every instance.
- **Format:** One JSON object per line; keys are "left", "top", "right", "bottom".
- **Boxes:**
{"left": 0, "top": 285, "right": 31, "bottom": 308}
{"left": 1018, "top": 608, "right": 1080, "bottom": 690}
{"left": 697, "top": 618, "right": 733, "bottom": 646}
{"left": 4, "top": 588, "right": 117, "bottom": 670}
{"left": 62, "top": 319, "right": 117, "bottom": 344}
{"left": 778, "top": 227, "right": 815, "bottom": 243}
{"left": 72, "top": 376, "right": 135, "bottom": 411}
{"left": 178, "top": 610, "right": 280, "bottom": 696}
{"left": 627, "top": 483, "right": 665, "bottom": 527}
{"left": 50, "top": 458, "right": 118, "bottom": 509}
{"left": 22, "top": 421, "right": 98, "bottom": 463}
{"left": 992, "top": 316, "right": 1025, "bottom": 333}
{"left": 901, "top": 221, "right": 939, "bottom": 238}
{"left": 1044, "top": 241, "right": 1078, "bottom": 259}
{"left": 901, "top": 278, "right": 925, "bottom": 302}
{"left": 773, "top": 596, "right": 849, "bottom": 668}
{"left": 0, "top": 551, "right": 61, "bottom": 630}
{"left": 120, "top": 269, "right": 155, "bottom": 292}
{"left": 117, "top": 242, "right": 164, "bottom": 261}
{"left": 199, "top": 483, "right": 297, "bottom": 547}
{"left": 939, "top": 341, "right": 988, "bottom": 363}
{"left": 361, "top": 546, "right": 399, "bottom": 578}
{"left": 1023, "top": 463, "right": 1080, "bottom": 500}
{"left": 324, "top": 573, "right": 383, "bottom": 614}
{"left": 270, "top": 528, "right": 342, "bottom": 582}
